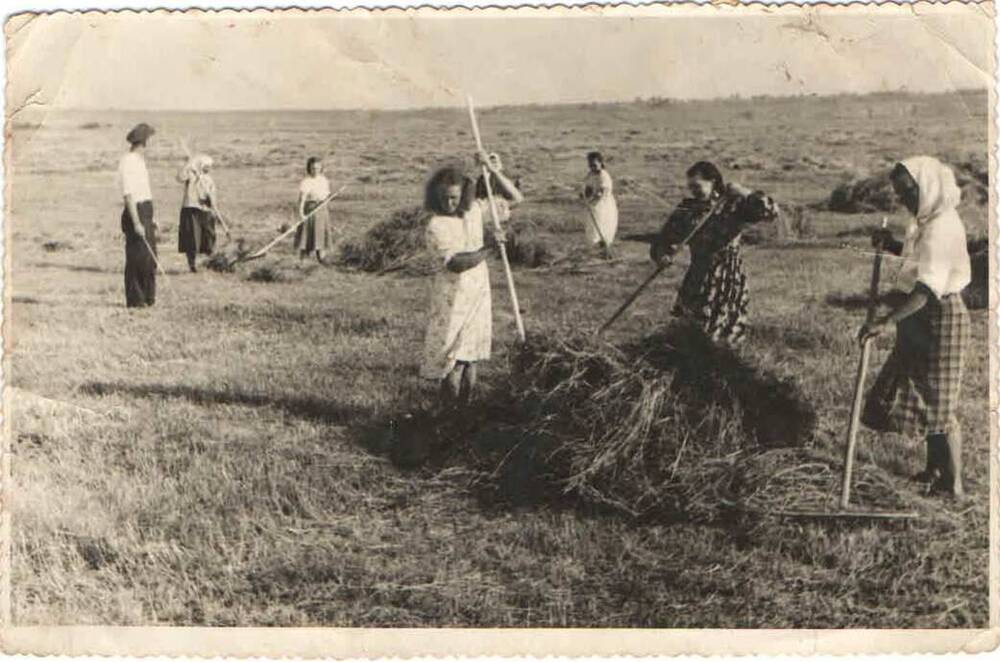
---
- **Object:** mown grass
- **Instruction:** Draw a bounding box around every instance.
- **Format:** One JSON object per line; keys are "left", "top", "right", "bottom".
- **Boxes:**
{"left": 8, "top": 92, "right": 990, "bottom": 627}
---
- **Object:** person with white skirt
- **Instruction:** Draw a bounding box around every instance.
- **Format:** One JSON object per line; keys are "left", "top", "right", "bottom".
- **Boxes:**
{"left": 581, "top": 150, "right": 618, "bottom": 248}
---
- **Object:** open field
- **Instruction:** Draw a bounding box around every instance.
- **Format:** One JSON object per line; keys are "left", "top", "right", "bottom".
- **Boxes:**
{"left": 8, "top": 91, "right": 991, "bottom": 627}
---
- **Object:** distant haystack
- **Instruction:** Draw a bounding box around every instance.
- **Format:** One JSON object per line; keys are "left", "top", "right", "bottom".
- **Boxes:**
{"left": 340, "top": 206, "right": 432, "bottom": 275}
{"left": 41, "top": 240, "right": 73, "bottom": 253}
{"left": 828, "top": 172, "right": 897, "bottom": 213}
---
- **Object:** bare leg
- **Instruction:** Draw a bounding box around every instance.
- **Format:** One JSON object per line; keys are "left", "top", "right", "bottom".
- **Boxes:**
{"left": 930, "top": 428, "right": 964, "bottom": 496}
{"left": 459, "top": 362, "right": 478, "bottom": 406}
{"left": 440, "top": 364, "right": 463, "bottom": 408}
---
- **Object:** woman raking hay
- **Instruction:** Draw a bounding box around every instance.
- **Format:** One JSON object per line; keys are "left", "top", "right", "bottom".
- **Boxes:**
{"left": 860, "top": 156, "right": 972, "bottom": 497}
{"left": 420, "top": 152, "right": 521, "bottom": 407}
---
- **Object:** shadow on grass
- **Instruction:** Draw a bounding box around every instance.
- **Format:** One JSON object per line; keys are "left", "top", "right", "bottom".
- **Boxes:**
{"left": 80, "top": 381, "right": 370, "bottom": 427}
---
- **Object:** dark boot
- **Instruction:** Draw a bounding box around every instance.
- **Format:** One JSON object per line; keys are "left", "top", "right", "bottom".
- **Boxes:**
{"left": 914, "top": 434, "right": 946, "bottom": 484}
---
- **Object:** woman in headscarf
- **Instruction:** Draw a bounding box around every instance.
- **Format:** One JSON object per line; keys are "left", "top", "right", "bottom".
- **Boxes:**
{"left": 296, "top": 156, "right": 333, "bottom": 264}
{"left": 650, "top": 161, "right": 778, "bottom": 346}
{"left": 860, "top": 156, "right": 972, "bottom": 497}
{"left": 581, "top": 151, "right": 618, "bottom": 248}
{"left": 176, "top": 154, "right": 217, "bottom": 273}
{"left": 420, "top": 151, "right": 517, "bottom": 408}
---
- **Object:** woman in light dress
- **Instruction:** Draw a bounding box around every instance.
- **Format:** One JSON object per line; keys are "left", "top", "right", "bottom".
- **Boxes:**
{"left": 420, "top": 151, "right": 523, "bottom": 407}
{"left": 860, "top": 156, "right": 972, "bottom": 497}
{"left": 176, "top": 153, "right": 217, "bottom": 273}
{"left": 295, "top": 156, "right": 333, "bottom": 264}
{"left": 581, "top": 150, "right": 618, "bottom": 248}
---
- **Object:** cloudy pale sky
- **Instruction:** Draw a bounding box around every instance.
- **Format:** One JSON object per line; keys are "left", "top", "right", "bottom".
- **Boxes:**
{"left": 5, "top": 3, "right": 993, "bottom": 111}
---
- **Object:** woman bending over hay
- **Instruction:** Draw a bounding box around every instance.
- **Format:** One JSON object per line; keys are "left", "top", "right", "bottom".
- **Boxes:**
{"left": 420, "top": 153, "right": 520, "bottom": 407}
{"left": 176, "top": 154, "right": 218, "bottom": 273}
{"left": 860, "top": 156, "right": 972, "bottom": 498}
{"left": 650, "top": 161, "right": 778, "bottom": 347}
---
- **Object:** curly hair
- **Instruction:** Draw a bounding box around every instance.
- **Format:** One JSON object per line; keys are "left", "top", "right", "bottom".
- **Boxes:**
{"left": 424, "top": 166, "right": 473, "bottom": 216}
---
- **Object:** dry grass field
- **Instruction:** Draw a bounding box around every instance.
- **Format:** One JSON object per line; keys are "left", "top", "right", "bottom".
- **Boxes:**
{"left": 8, "top": 90, "right": 990, "bottom": 627}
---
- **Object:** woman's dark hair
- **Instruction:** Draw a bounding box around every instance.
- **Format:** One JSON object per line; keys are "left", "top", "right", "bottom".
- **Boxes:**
{"left": 306, "top": 157, "right": 321, "bottom": 176}
{"left": 686, "top": 161, "right": 725, "bottom": 195}
{"left": 425, "top": 166, "right": 473, "bottom": 216}
{"left": 587, "top": 151, "right": 604, "bottom": 167}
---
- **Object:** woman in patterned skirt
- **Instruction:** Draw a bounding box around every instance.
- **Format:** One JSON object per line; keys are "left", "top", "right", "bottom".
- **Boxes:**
{"left": 650, "top": 161, "right": 778, "bottom": 346}
{"left": 860, "top": 156, "right": 972, "bottom": 497}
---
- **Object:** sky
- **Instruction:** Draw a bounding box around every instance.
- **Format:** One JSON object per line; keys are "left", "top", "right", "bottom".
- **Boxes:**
{"left": 5, "top": 3, "right": 994, "bottom": 111}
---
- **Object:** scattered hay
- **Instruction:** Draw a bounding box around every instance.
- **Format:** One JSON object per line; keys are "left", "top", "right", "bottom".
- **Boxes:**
{"left": 953, "top": 156, "right": 988, "bottom": 206}
{"left": 963, "top": 238, "right": 988, "bottom": 310}
{"left": 339, "top": 206, "right": 432, "bottom": 275}
{"left": 206, "top": 239, "right": 250, "bottom": 273}
{"left": 79, "top": 122, "right": 107, "bottom": 130}
{"left": 247, "top": 260, "right": 316, "bottom": 283}
{"left": 41, "top": 240, "right": 73, "bottom": 253}
{"left": 726, "top": 447, "right": 910, "bottom": 516}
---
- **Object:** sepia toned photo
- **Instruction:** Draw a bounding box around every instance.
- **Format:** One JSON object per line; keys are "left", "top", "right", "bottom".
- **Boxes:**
{"left": 2, "top": 0, "right": 997, "bottom": 656}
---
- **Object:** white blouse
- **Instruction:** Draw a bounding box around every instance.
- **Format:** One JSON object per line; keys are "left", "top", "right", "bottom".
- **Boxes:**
{"left": 299, "top": 175, "right": 331, "bottom": 202}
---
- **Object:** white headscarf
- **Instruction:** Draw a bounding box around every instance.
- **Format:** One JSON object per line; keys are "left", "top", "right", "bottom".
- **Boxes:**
{"left": 896, "top": 156, "right": 970, "bottom": 297}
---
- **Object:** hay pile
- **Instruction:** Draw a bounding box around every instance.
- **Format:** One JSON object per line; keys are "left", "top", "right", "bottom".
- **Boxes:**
{"left": 206, "top": 239, "right": 250, "bottom": 273}
{"left": 41, "top": 240, "right": 73, "bottom": 252}
{"left": 459, "top": 326, "right": 818, "bottom": 521}
{"left": 828, "top": 173, "right": 897, "bottom": 213}
{"left": 339, "top": 206, "right": 432, "bottom": 275}
{"left": 341, "top": 205, "right": 558, "bottom": 275}
{"left": 829, "top": 158, "right": 988, "bottom": 214}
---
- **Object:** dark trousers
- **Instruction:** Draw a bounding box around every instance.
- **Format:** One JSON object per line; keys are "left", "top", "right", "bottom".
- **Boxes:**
{"left": 122, "top": 201, "right": 157, "bottom": 308}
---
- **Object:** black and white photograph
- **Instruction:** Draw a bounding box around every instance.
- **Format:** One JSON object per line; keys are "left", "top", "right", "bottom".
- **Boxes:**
{"left": 2, "top": 1, "right": 996, "bottom": 655}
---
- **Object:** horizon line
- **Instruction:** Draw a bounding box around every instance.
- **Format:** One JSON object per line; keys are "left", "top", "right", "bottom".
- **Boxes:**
{"left": 30, "top": 87, "right": 989, "bottom": 115}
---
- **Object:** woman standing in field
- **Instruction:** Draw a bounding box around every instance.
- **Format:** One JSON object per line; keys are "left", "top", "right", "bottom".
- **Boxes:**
{"left": 176, "top": 154, "right": 217, "bottom": 273}
{"left": 581, "top": 151, "right": 619, "bottom": 248}
{"left": 860, "top": 156, "right": 971, "bottom": 497}
{"left": 650, "top": 161, "right": 777, "bottom": 346}
{"left": 117, "top": 122, "right": 158, "bottom": 308}
{"left": 296, "top": 156, "right": 333, "bottom": 264}
{"left": 420, "top": 152, "right": 520, "bottom": 407}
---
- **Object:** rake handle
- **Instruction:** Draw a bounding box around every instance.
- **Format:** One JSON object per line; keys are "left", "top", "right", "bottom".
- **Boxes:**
{"left": 244, "top": 187, "right": 344, "bottom": 260}
{"left": 468, "top": 95, "right": 526, "bottom": 344}
{"left": 583, "top": 200, "right": 615, "bottom": 260}
{"left": 840, "top": 216, "right": 888, "bottom": 509}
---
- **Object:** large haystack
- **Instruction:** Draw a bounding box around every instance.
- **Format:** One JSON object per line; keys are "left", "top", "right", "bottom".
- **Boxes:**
{"left": 436, "top": 326, "right": 817, "bottom": 521}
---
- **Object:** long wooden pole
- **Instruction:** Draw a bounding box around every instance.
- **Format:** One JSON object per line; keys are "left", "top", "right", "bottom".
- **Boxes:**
{"left": 467, "top": 96, "right": 527, "bottom": 344}
{"left": 839, "top": 216, "right": 888, "bottom": 509}
{"left": 596, "top": 196, "right": 725, "bottom": 335}
{"left": 583, "top": 200, "right": 615, "bottom": 260}
{"left": 242, "top": 186, "right": 345, "bottom": 261}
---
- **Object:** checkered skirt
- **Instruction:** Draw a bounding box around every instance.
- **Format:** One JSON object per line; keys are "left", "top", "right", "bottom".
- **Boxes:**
{"left": 862, "top": 293, "right": 970, "bottom": 436}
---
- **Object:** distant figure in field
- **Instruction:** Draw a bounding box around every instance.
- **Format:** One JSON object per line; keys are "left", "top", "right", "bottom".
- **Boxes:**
{"left": 117, "top": 122, "right": 158, "bottom": 308}
{"left": 176, "top": 154, "right": 217, "bottom": 273}
{"left": 475, "top": 152, "right": 525, "bottom": 245}
{"left": 420, "top": 151, "right": 520, "bottom": 407}
{"left": 860, "top": 156, "right": 971, "bottom": 498}
{"left": 296, "top": 156, "right": 333, "bottom": 264}
{"left": 581, "top": 151, "right": 618, "bottom": 248}
{"left": 650, "top": 161, "right": 777, "bottom": 346}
